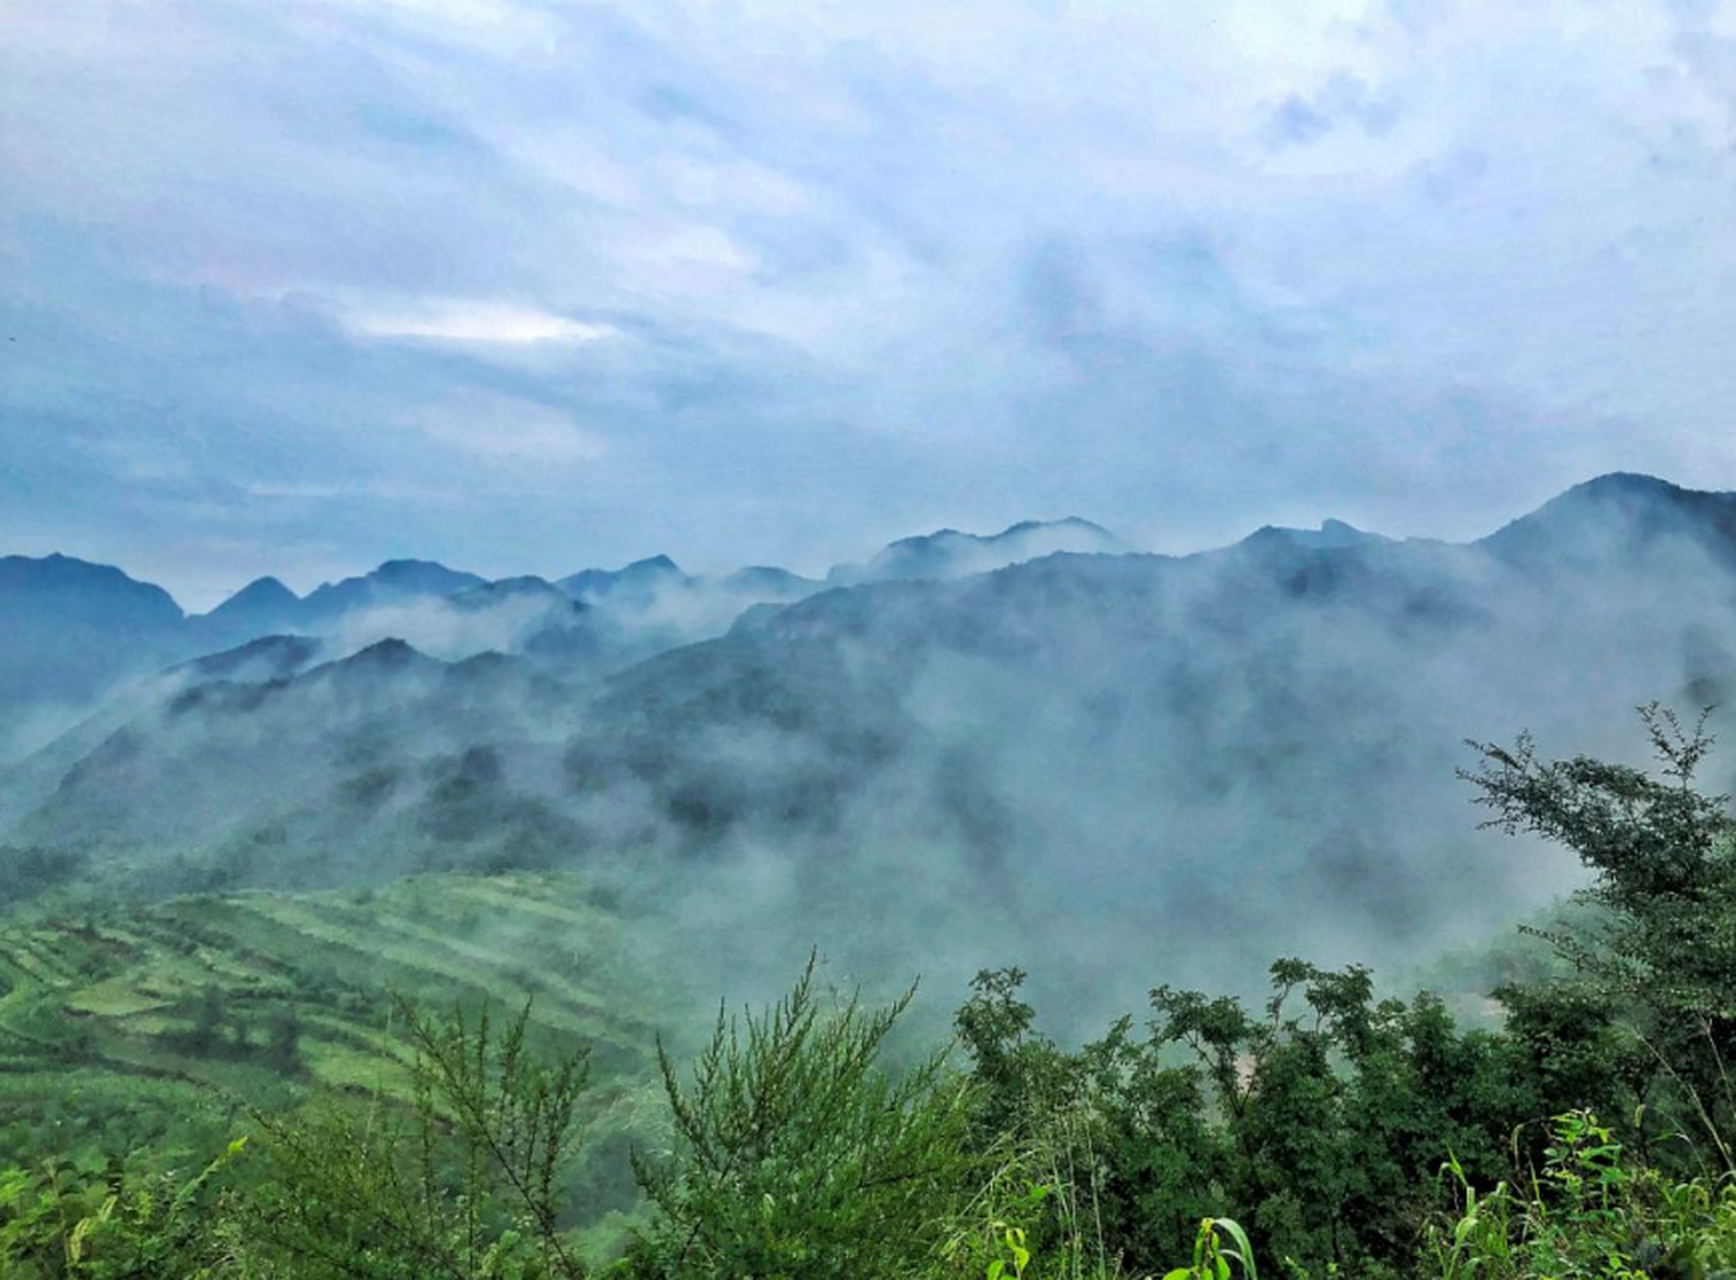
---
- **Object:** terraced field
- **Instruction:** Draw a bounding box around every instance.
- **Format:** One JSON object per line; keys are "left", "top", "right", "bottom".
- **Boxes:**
{"left": 0, "top": 871, "right": 671, "bottom": 1236}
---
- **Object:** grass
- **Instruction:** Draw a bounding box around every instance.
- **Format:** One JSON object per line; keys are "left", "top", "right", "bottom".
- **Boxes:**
{"left": 0, "top": 869, "right": 673, "bottom": 1238}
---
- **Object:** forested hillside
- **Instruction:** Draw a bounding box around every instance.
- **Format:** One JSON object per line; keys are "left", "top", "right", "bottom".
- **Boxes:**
{"left": 6, "top": 711, "right": 1736, "bottom": 1277}
{"left": 9, "top": 475, "right": 1736, "bottom": 1018}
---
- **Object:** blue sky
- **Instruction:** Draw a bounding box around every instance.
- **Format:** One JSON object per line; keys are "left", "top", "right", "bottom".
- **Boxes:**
{"left": 3, "top": 0, "right": 1734, "bottom": 608}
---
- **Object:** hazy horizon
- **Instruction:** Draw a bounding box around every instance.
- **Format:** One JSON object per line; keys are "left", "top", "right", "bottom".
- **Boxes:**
{"left": 0, "top": 469, "right": 1692, "bottom": 614}
{"left": 5, "top": 499, "right": 1446, "bottom": 612}
{"left": 7, "top": 1, "right": 1736, "bottom": 608}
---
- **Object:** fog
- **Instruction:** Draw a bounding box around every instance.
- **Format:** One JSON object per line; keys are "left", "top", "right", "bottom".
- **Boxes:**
{"left": 5, "top": 474, "right": 1731, "bottom": 1035}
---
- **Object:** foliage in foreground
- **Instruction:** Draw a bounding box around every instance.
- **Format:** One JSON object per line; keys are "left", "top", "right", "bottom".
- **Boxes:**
{"left": 7, "top": 706, "right": 1736, "bottom": 1277}
{"left": 1427, "top": 1110, "right": 1736, "bottom": 1280}
{"left": 623, "top": 954, "right": 973, "bottom": 1278}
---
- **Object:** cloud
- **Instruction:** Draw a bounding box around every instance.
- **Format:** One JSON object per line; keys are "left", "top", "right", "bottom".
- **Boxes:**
{"left": 2, "top": 0, "right": 1735, "bottom": 601}
{"left": 343, "top": 298, "right": 618, "bottom": 346}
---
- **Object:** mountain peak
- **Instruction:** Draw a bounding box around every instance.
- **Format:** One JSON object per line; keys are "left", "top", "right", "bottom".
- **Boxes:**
{"left": 371, "top": 558, "right": 478, "bottom": 586}
{"left": 557, "top": 555, "right": 686, "bottom": 600}
{"left": 1493, "top": 472, "right": 1694, "bottom": 528}
{"left": 1245, "top": 518, "right": 1387, "bottom": 552}
{"left": 300, "top": 560, "right": 486, "bottom": 620}
{"left": 179, "top": 633, "right": 325, "bottom": 681}
{"left": 1479, "top": 473, "right": 1736, "bottom": 566}
{"left": 1565, "top": 471, "right": 1683, "bottom": 500}
{"left": 831, "top": 517, "right": 1125, "bottom": 585}
{"left": 450, "top": 576, "right": 584, "bottom": 614}
{"left": 998, "top": 516, "right": 1113, "bottom": 539}
{"left": 206, "top": 575, "right": 299, "bottom": 619}
{"left": 0, "top": 552, "right": 185, "bottom": 622}
{"left": 723, "top": 565, "right": 818, "bottom": 593}
{"left": 335, "top": 637, "right": 431, "bottom": 672}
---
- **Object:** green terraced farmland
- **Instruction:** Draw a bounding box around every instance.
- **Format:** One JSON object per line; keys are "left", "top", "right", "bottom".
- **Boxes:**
{"left": 0, "top": 870, "right": 668, "bottom": 1235}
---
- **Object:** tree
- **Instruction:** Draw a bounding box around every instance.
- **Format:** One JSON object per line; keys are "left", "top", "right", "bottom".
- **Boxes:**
{"left": 625, "top": 952, "right": 973, "bottom": 1280}
{"left": 188, "top": 984, "right": 227, "bottom": 1056}
{"left": 265, "top": 1003, "right": 303, "bottom": 1074}
{"left": 1465, "top": 703, "right": 1736, "bottom": 1166}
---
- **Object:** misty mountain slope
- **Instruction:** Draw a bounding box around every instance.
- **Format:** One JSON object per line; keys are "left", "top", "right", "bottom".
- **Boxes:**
{"left": 1246, "top": 518, "right": 1389, "bottom": 551}
{"left": 0, "top": 520, "right": 1122, "bottom": 771}
{"left": 299, "top": 558, "right": 488, "bottom": 623}
{"left": 0, "top": 554, "right": 190, "bottom": 759}
{"left": 0, "top": 634, "right": 330, "bottom": 833}
{"left": 825, "top": 516, "right": 1128, "bottom": 585}
{"left": 588, "top": 538, "right": 1497, "bottom": 862}
{"left": 563, "top": 481, "right": 1736, "bottom": 992}
{"left": 12, "top": 475, "right": 1736, "bottom": 1006}
{"left": 558, "top": 554, "right": 687, "bottom": 603}
{"left": 12, "top": 640, "right": 588, "bottom": 881}
{"left": 187, "top": 559, "right": 491, "bottom": 651}
{"left": 724, "top": 565, "right": 821, "bottom": 594}
{"left": 1480, "top": 471, "right": 1736, "bottom": 573}
{"left": 0, "top": 555, "right": 513, "bottom": 768}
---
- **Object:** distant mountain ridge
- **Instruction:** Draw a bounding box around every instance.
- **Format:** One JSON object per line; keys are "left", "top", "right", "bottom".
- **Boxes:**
{"left": 1479, "top": 472, "right": 1736, "bottom": 571}
{"left": 9, "top": 472, "right": 1736, "bottom": 998}
{"left": 0, "top": 553, "right": 184, "bottom": 626}
{"left": 826, "top": 516, "right": 1127, "bottom": 585}
{"left": 0, "top": 515, "right": 1128, "bottom": 764}
{"left": 1246, "top": 518, "right": 1388, "bottom": 551}
{"left": 201, "top": 576, "right": 300, "bottom": 632}
{"left": 0, "top": 554, "right": 189, "bottom": 760}
{"left": 558, "top": 555, "right": 686, "bottom": 602}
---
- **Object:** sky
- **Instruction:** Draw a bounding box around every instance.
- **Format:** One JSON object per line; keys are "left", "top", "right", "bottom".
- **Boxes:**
{"left": 3, "top": 0, "right": 1735, "bottom": 610}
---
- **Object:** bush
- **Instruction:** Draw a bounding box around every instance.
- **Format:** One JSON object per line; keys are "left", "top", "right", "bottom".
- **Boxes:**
{"left": 623, "top": 952, "right": 974, "bottom": 1280}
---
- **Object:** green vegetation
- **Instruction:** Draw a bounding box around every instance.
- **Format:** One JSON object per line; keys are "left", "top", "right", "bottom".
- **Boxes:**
{"left": 0, "top": 871, "right": 666, "bottom": 1250}
{"left": 8, "top": 707, "right": 1736, "bottom": 1277}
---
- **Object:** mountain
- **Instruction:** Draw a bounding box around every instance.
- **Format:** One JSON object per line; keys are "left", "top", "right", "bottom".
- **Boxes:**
{"left": 298, "top": 559, "right": 488, "bottom": 625}
{"left": 175, "top": 633, "right": 327, "bottom": 682}
{"left": 826, "top": 516, "right": 1126, "bottom": 585}
{"left": 0, "top": 554, "right": 188, "bottom": 759}
{"left": 185, "top": 560, "right": 503, "bottom": 656}
{"left": 1479, "top": 472, "right": 1736, "bottom": 572}
{"left": 0, "top": 555, "right": 502, "bottom": 764}
{"left": 0, "top": 634, "right": 330, "bottom": 832}
{"left": 0, "top": 553, "right": 184, "bottom": 629}
{"left": 198, "top": 575, "right": 302, "bottom": 637}
{"left": 448, "top": 577, "right": 608, "bottom": 667}
{"left": 1245, "top": 518, "right": 1388, "bottom": 551}
{"left": 13, "top": 475, "right": 1736, "bottom": 1015}
{"left": 551, "top": 556, "right": 823, "bottom": 662}
{"left": 9, "top": 636, "right": 582, "bottom": 876}
{"left": 722, "top": 566, "right": 822, "bottom": 595}
{"left": 558, "top": 554, "right": 687, "bottom": 603}
{"left": 0, "top": 517, "right": 1115, "bottom": 768}
{"left": 450, "top": 576, "right": 574, "bottom": 609}
{"left": 194, "top": 561, "right": 491, "bottom": 638}
{"left": 564, "top": 477, "right": 1736, "bottom": 998}
{"left": 0, "top": 547, "right": 814, "bottom": 766}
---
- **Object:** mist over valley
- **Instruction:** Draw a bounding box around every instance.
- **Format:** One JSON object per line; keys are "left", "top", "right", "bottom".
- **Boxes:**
{"left": 4, "top": 472, "right": 1728, "bottom": 1021}
{"left": 8, "top": 6, "right": 1736, "bottom": 1268}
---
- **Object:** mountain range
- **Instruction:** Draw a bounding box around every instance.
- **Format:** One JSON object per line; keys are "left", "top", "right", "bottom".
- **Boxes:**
{"left": 0, "top": 517, "right": 1095, "bottom": 763}
{"left": 5, "top": 474, "right": 1734, "bottom": 1010}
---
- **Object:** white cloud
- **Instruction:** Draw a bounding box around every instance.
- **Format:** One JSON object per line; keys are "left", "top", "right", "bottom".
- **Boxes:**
{"left": 343, "top": 298, "right": 617, "bottom": 345}
{"left": 5, "top": 0, "right": 1736, "bottom": 596}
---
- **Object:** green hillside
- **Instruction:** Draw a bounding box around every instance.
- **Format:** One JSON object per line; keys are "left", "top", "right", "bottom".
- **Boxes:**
{"left": 0, "top": 872, "right": 670, "bottom": 1241}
